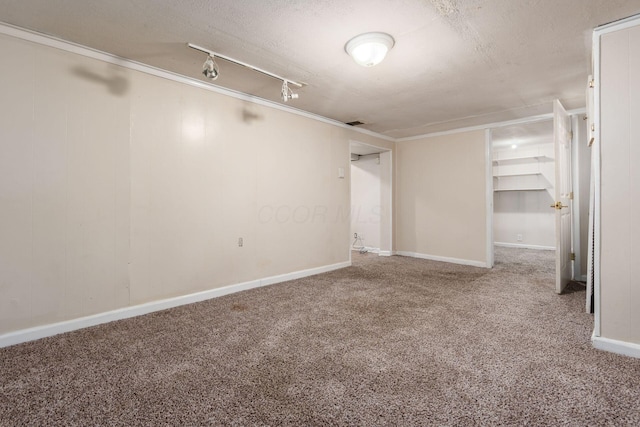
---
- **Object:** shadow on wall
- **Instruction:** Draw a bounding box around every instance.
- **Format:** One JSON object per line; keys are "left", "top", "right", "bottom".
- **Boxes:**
{"left": 71, "top": 64, "right": 130, "bottom": 96}
{"left": 240, "top": 101, "right": 264, "bottom": 124}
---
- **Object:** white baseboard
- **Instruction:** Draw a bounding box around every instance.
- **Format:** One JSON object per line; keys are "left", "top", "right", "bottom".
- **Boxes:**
{"left": 592, "top": 334, "right": 640, "bottom": 359}
{"left": 378, "top": 250, "right": 392, "bottom": 257}
{"left": 351, "top": 246, "right": 380, "bottom": 254}
{"left": 396, "top": 251, "right": 489, "bottom": 268}
{"left": 0, "top": 261, "right": 351, "bottom": 348}
{"left": 495, "top": 242, "right": 555, "bottom": 251}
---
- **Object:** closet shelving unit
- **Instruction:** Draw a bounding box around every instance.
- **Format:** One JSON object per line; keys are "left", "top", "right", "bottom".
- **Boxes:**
{"left": 492, "top": 155, "right": 553, "bottom": 192}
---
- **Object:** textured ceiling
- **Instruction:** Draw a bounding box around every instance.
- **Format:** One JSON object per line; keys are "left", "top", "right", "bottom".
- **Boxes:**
{"left": 491, "top": 119, "right": 554, "bottom": 148}
{"left": 1, "top": 0, "right": 640, "bottom": 138}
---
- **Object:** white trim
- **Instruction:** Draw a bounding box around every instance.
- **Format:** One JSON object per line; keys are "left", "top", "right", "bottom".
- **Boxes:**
{"left": 396, "top": 251, "right": 488, "bottom": 268}
{"left": 383, "top": 150, "right": 394, "bottom": 259}
{"left": 349, "top": 139, "right": 394, "bottom": 258}
{"left": 485, "top": 129, "right": 494, "bottom": 268}
{"left": 594, "top": 14, "right": 640, "bottom": 35}
{"left": 570, "top": 115, "right": 582, "bottom": 282}
{"left": 0, "top": 21, "right": 394, "bottom": 143}
{"left": 495, "top": 242, "right": 555, "bottom": 251}
{"left": 592, "top": 26, "right": 602, "bottom": 337}
{"left": 0, "top": 261, "right": 350, "bottom": 348}
{"left": 388, "top": 150, "right": 394, "bottom": 257}
{"left": 592, "top": 334, "right": 640, "bottom": 359}
{"left": 347, "top": 145, "right": 353, "bottom": 267}
{"left": 351, "top": 247, "right": 380, "bottom": 254}
{"left": 348, "top": 139, "right": 392, "bottom": 153}
{"left": 396, "top": 108, "right": 586, "bottom": 142}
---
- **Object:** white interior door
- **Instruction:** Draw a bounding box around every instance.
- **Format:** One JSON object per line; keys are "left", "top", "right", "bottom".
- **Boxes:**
{"left": 586, "top": 76, "right": 595, "bottom": 312}
{"left": 553, "top": 99, "right": 573, "bottom": 294}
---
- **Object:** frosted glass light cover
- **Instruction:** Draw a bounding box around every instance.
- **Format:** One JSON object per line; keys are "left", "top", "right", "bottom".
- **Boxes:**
{"left": 345, "top": 32, "right": 395, "bottom": 67}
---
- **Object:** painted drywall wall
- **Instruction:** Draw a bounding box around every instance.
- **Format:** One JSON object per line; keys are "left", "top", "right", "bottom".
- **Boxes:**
{"left": 599, "top": 25, "right": 640, "bottom": 345}
{"left": 395, "top": 130, "right": 488, "bottom": 266}
{"left": 493, "top": 142, "right": 555, "bottom": 249}
{"left": 0, "top": 31, "right": 391, "bottom": 335}
{"left": 0, "top": 35, "right": 132, "bottom": 332}
{"left": 379, "top": 151, "right": 393, "bottom": 255}
{"left": 350, "top": 154, "right": 382, "bottom": 252}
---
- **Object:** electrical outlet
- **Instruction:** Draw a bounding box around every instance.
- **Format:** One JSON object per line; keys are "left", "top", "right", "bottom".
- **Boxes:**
{"left": 238, "top": 237, "right": 243, "bottom": 247}
{"left": 516, "top": 234, "right": 523, "bottom": 242}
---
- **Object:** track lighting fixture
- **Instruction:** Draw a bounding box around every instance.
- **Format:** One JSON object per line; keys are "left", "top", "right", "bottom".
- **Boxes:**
{"left": 281, "top": 81, "right": 298, "bottom": 103}
{"left": 202, "top": 55, "right": 219, "bottom": 80}
{"left": 188, "top": 43, "right": 303, "bottom": 102}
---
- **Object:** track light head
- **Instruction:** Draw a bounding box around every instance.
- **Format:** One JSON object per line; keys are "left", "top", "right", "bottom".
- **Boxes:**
{"left": 202, "top": 55, "right": 219, "bottom": 80}
{"left": 281, "top": 81, "right": 299, "bottom": 102}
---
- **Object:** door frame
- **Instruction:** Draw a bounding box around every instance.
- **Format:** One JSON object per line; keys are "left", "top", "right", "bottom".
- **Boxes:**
{"left": 348, "top": 139, "right": 393, "bottom": 261}
{"left": 485, "top": 129, "right": 494, "bottom": 267}
{"left": 553, "top": 99, "right": 573, "bottom": 294}
{"left": 487, "top": 108, "right": 587, "bottom": 268}
{"left": 486, "top": 114, "right": 560, "bottom": 269}
{"left": 590, "top": 12, "right": 640, "bottom": 357}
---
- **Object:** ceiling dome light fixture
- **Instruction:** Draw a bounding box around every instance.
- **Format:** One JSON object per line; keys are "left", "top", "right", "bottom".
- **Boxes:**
{"left": 345, "top": 32, "right": 395, "bottom": 67}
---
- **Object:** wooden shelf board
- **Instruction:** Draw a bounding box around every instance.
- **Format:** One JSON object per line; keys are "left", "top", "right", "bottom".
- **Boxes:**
{"left": 492, "top": 155, "right": 552, "bottom": 164}
{"left": 493, "top": 172, "right": 543, "bottom": 178}
{"left": 494, "top": 188, "right": 548, "bottom": 192}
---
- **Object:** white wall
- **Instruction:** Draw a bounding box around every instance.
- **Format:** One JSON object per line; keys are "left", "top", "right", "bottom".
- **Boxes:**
{"left": 395, "top": 130, "right": 488, "bottom": 267}
{"left": 379, "top": 151, "right": 393, "bottom": 256}
{"left": 0, "top": 35, "right": 131, "bottom": 332}
{"left": 493, "top": 142, "right": 555, "bottom": 249}
{"left": 598, "top": 23, "right": 640, "bottom": 345}
{"left": 351, "top": 154, "right": 381, "bottom": 251}
{"left": 0, "top": 30, "right": 392, "bottom": 337}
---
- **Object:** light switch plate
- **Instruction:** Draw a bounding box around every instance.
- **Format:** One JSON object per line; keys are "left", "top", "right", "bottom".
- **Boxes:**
{"left": 338, "top": 167, "right": 345, "bottom": 178}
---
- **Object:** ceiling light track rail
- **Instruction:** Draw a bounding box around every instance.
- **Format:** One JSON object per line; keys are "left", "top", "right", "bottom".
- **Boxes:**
{"left": 188, "top": 43, "right": 302, "bottom": 102}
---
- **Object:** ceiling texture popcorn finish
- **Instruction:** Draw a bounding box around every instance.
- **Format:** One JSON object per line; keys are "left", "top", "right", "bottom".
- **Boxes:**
{"left": 1, "top": 0, "right": 640, "bottom": 138}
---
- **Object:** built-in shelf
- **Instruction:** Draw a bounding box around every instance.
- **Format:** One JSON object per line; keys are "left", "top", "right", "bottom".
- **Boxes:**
{"left": 493, "top": 172, "right": 543, "bottom": 178}
{"left": 493, "top": 151, "right": 553, "bottom": 193}
{"left": 494, "top": 188, "right": 548, "bottom": 192}
{"left": 492, "top": 155, "right": 552, "bottom": 164}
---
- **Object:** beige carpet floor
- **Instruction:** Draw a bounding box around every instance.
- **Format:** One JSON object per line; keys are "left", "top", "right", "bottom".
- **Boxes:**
{"left": 1, "top": 247, "right": 639, "bottom": 425}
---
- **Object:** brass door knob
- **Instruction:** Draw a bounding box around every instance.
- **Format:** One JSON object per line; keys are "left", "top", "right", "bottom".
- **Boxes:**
{"left": 550, "top": 202, "right": 568, "bottom": 210}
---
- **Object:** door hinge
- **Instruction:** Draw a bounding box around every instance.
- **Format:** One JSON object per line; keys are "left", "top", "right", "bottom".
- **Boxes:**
{"left": 568, "top": 130, "right": 574, "bottom": 140}
{"left": 569, "top": 192, "right": 574, "bottom": 200}
{"left": 570, "top": 253, "right": 576, "bottom": 261}
{"left": 589, "top": 80, "right": 595, "bottom": 88}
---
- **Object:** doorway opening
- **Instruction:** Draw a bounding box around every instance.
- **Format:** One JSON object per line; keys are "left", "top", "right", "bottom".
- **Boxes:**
{"left": 349, "top": 140, "right": 392, "bottom": 258}
{"left": 492, "top": 119, "right": 556, "bottom": 251}
{"left": 489, "top": 105, "right": 589, "bottom": 295}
